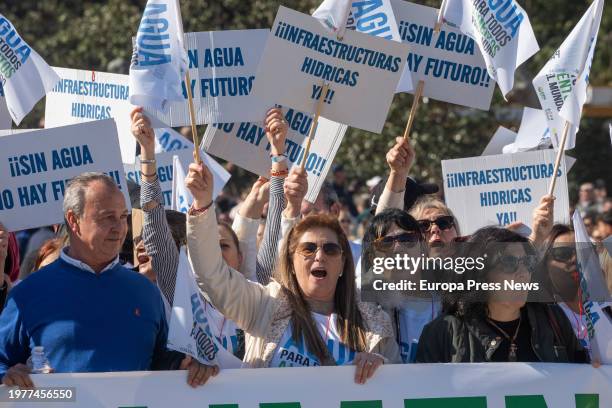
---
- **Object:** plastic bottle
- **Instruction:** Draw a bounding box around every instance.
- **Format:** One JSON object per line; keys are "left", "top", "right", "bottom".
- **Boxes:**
{"left": 26, "top": 346, "right": 52, "bottom": 374}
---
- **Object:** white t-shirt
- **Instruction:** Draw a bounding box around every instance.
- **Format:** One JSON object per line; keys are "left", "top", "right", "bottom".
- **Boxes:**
{"left": 270, "top": 313, "right": 356, "bottom": 367}
{"left": 397, "top": 299, "right": 441, "bottom": 363}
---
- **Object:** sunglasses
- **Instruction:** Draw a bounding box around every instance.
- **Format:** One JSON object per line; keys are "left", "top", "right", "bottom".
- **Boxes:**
{"left": 417, "top": 216, "right": 455, "bottom": 233}
{"left": 373, "top": 232, "right": 420, "bottom": 252}
{"left": 295, "top": 242, "right": 343, "bottom": 258}
{"left": 550, "top": 247, "right": 576, "bottom": 263}
{"left": 497, "top": 254, "right": 538, "bottom": 274}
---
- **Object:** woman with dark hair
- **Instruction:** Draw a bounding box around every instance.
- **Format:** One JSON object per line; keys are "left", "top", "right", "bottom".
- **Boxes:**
{"left": 417, "top": 227, "right": 588, "bottom": 363}
{"left": 185, "top": 162, "right": 399, "bottom": 383}
{"left": 361, "top": 208, "right": 440, "bottom": 363}
{"left": 539, "top": 224, "right": 612, "bottom": 355}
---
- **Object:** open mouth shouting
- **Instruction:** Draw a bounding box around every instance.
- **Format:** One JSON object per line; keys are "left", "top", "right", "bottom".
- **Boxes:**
{"left": 310, "top": 266, "right": 328, "bottom": 280}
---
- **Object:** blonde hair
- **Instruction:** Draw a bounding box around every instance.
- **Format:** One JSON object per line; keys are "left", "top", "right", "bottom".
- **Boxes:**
{"left": 409, "top": 196, "right": 461, "bottom": 235}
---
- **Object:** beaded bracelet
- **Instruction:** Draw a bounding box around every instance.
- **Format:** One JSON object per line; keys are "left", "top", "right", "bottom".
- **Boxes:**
{"left": 270, "top": 169, "right": 289, "bottom": 177}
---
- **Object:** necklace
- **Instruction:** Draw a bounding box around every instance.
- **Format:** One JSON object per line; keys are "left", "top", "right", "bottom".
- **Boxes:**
{"left": 487, "top": 316, "right": 522, "bottom": 362}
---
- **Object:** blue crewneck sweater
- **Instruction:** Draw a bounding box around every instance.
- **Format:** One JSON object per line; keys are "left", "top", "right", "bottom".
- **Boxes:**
{"left": 0, "top": 257, "right": 168, "bottom": 378}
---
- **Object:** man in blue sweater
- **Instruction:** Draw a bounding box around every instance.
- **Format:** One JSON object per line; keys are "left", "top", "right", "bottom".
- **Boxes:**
{"left": 0, "top": 173, "right": 217, "bottom": 388}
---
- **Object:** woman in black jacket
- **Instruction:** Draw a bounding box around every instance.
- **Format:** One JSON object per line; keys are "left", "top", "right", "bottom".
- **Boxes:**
{"left": 416, "top": 227, "right": 588, "bottom": 363}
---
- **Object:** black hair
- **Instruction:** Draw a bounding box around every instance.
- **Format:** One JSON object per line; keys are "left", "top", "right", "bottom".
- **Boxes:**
{"left": 361, "top": 208, "right": 425, "bottom": 277}
{"left": 442, "top": 227, "right": 535, "bottom": 320}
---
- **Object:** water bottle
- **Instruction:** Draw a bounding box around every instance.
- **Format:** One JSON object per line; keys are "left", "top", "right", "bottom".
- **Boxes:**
{"left": 26, "top": 346, "right": 52, "bottom": 374}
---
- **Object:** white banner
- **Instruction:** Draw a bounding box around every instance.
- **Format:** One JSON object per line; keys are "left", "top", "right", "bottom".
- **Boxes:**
{"left": 482, "top": 126, "right": 517, "bottom": 156}
{"left": 124, "top": 128, "right": 230, "bottom": 209}
{"left": 251, "top": 6, "right": 409, "bottom": 133}
{"left": 167, "top": 248, "right": 242, "bottom": 368}
{"left": 0, "top": 84, "right": 10, "bottom": 130}
{"left": 0, "top": 119, "right": 130, "bottom": 231}
{"left": 442, "top": 150, "right": 570, "bottom": 235}
{"left": 202, "top": 109, "right": 347, "bottom": 203}
{"left": 129, "top": 0, "right": 188, "bottom": 112}
{"left": 146, "top": 29, "right": 270, "bottom": 126}
{"left": 0, "top": 364, "right": 610, "bottom": 407}
{"left": 391, "top": 0, "right": 494, "bottom": 110}
{"left": 45, "top": 67, "right": 138, "bottom": 163}
{"left": 0, "top": 14, "right": 60, "bottom": 125}
{"left": 441, "top": 0, "right": 539, "bottom": 97}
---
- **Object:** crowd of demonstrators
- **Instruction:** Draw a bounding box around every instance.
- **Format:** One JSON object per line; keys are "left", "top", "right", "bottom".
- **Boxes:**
{"left": 0, "top": 109, "right": 611, "bottom": 388}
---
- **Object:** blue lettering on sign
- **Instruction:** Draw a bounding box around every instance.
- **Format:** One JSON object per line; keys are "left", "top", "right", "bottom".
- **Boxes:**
{"left": 0, "top": 16, "right": 32, "bottom": 64}
{"left": 136, "top": 4, "right": 171, "bottom": 66}
{"left": 487, "top": 0, "right": 524, "bottom": 38}
{"left": 351, "top": 1, "right": 393, "bottom": 40}
{"left": 157, "top": 131, "right": 190, "bottom": 152}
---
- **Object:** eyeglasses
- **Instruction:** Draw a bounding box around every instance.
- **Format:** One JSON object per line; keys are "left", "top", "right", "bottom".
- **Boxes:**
{"left": 550, "top": 247, "right": 576, "bottom": 263}
{"left": 295, "top": 242, "right": 343, "bottom": 258}
{"left": 417, "top": 216, "right": 455, "bottom": 233}
{"left": 373, "top": 232, "right": 420, "bottom": 252}
{"left": 497, "top": 254, "right": 538, "bottom": 275}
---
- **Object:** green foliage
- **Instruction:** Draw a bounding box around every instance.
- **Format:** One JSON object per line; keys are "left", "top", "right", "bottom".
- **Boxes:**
{"left": 5, "top": 0, "right": 611, "bottom": 197}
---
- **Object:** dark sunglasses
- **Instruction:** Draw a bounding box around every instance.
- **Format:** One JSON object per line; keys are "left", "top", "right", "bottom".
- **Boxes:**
{"left": 373, "top": 232, "right": 420, "bottom": 252}
{"left": 497, "top": 254, "right": 538, "bottom": 274}
{"left": 550, "top": 247, "right": 576, "bottom": 263}
{"left": 295, "top": 242, "right": 343, "bottom": 258}
{"left": 417, "top": 216, "right": 455, "bottom": 233}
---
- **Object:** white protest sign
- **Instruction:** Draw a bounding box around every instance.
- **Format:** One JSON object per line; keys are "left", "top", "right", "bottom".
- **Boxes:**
{"left": 0, "top": 85, "right": 11, "bottom": 130}
{"left": 44, "top": 67, "right": 137, "bottom": 163}
{"left": 391, "top": 0, "right": 494, "bottom": 110}
{"left": 441, "top": 0, "right": 539, "bottom": 98}
{"left": 251, "top": 6, "right": 409, "bottom": 133}
{"left": 202, "top": 108, "right": 347, "bottom": 203}
{"left": 1, "top": 364, "right": 610, "bottom": 407}
{"left": 167, "top": 248, "right": 242, "bottom": 368}
{"left": 482, "top": 126, "right": 517, "bottom": 156}
{"left": 146, "top": 29, "right": 270, "bottom": 126}
{"left": 0, "top": 119, "right": 129, "bottom": 231}
{"left": 124, "top": 129, "right": 230, "bottom": 209}
{"left": 442, "top": 150, "right": 569, "bottom": 235}
{"left": 0, "top": 14, "right": 60, "bottom": 125}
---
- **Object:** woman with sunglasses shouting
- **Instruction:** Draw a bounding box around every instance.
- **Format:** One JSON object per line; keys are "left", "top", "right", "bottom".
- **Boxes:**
{"left": 416, "top": 227, "right": 588, "bottom": 364}
{"left": 184, "top": 162, "right": 400, "bottom": 383}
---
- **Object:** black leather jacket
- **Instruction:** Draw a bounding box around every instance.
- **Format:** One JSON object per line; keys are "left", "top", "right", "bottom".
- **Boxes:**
{"left": 416, "top": 303, "right": 589, "bottom": 363}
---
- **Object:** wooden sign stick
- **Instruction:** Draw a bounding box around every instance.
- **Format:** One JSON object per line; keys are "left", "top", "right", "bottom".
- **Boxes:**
{"left": 301, "top": 82, "right": 329, "bottom": 170}
{"left": 184, "top": 70, "right": 201, "bottom": 164}
{"left": 402, "top": 80, "right": 425, "bottom": 140}
{"left": 548, "top": 121, "right": 570, "bottom": 196}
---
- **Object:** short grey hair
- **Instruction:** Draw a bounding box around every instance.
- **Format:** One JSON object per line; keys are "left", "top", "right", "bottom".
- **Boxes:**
{"left": 63, "top": 172, "right": 119, "bottom": 218}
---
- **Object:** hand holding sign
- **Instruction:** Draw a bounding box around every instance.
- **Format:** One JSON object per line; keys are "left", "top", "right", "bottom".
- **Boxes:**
{"left": 185, "top": 162, "right": 214, "bottom": 210}
{"left": 284, "top": 167, "right": 308, "bottom": 219}
{"left": 385, "top": 137, "right": 415, "bottom": 194}
{"left": 265, "top": 108, "right": 289, "bottom": 156}
{"left": 130, "top": 107, "right": 156, "bottom": 156}
{"left": 179, "top": 355, "right": 219, "bottom": 388}
{"left": 529, "top": 195, "right": 555, "bottom": 247}
{"left": 386, "top": 137, "right": 415, "bottom": 177}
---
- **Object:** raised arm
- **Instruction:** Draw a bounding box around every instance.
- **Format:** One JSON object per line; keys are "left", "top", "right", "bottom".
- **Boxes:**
{"left": 131, "top": 107, "right": 180, "bottom": 306}
{"left": 185, "top": 162, "right": 275, "bottom": 337}
{"left": 376, "top": 137, "right": 415, "bottom": 214}
{"left": 256, "top": 108, "right": 289, "bottom": 284}
{"left": 233, "top": 177, "right": 269, "bottom": 281}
